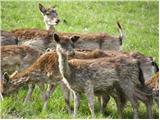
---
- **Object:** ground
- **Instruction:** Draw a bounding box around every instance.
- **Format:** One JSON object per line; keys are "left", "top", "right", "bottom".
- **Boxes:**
{"left": 0, "top": 0, "right": 159, "bottom": 119}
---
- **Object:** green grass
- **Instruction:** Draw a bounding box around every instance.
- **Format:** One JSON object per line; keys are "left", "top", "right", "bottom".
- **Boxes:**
{"left": 0, "top": 0, "right": 159, "bottom": 119}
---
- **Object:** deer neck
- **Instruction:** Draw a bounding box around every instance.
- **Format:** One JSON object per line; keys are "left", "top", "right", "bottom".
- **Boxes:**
{"left": 57, "top": 52, "right": 71, "bottom": 79}
{"left": 45, "top": 23, "right": 55, "bottom": 30}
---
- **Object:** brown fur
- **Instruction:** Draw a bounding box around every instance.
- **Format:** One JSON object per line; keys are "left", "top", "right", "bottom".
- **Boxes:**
{"left": 11, "top": 28, "right": 120, "bottom": 42}
{"left": 11, "top": 52, "right": 59, "bottom": 80}
{"left": 11, "top": 28, "right": 53, "bottom": 41}
{"left": 10, "top": 22, "right": 123, "bottom": 51}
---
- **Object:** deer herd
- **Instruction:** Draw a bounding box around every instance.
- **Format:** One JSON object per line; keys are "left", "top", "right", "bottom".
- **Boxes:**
{"left": 0, "top": 3, "right": 159, "bottom": 119}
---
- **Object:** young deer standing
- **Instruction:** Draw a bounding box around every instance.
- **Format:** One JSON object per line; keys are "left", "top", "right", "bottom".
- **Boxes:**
{"left": 54, "top": 33, "right": 153, "bottom": 118}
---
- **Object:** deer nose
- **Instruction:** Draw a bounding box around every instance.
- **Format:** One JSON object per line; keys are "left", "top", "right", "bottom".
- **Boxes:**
{"left": 57, "top": 19, "right": 60, "bottom": 23}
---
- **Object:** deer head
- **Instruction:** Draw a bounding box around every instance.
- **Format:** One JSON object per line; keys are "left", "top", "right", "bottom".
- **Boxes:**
{"left": 39, "top": 3, "right": 60, "bottom": 30}
{"left": 54, "top": 33, "right": 80, "bottom": 56}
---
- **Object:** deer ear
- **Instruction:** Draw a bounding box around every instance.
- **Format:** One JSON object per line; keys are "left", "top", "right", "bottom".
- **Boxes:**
{"left": 3, "top": 72, "right": 10, "bottom": 84}
{"left": 52, "top": 5, "right": 57, "bottom": 9}
{"left": 54, "top": 33, "right": 60, "bottom": 43}
{"left": 39, "top": 3, "right": 46, "bottom": 15}
{"left": 71, "top": 36, "right": 80, "bottom": 43}
{"left": 10, "top": 71, "right": 18, "bottom": 78}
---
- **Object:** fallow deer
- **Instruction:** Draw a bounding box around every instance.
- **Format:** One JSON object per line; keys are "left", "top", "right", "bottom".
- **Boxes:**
{"left": 54, "top": 33, "right": 153, "bottom": 118}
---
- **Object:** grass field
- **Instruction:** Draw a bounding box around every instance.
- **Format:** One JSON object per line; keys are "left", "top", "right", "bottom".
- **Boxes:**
{"left": 0, "top": 0, "right": 159, "bottom": 119}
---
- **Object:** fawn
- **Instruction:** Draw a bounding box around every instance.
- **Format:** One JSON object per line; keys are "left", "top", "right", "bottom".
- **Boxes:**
{"left": 54, "top": 33, "right": 153, "bottom": 118}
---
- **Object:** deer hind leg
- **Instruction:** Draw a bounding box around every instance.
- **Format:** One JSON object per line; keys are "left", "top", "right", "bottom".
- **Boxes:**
{"left": 38, "top": 82, "right": 48, "bottom": 110}
{"left": 43, "top": 84, "right": 57, "bottom": 110}
{"left": 98, "top": 95, "right": 110, "bottom": 114}
{"left": 72, "top": 91, "right": 80, "bottom": 118}
{"left": 145, "top": 98, "right": 153, "bottom": 119}
{"left": 112, "top": 93, "right": 124, "bottom": 118}
{"left": 129, "top": 96, "right": 139, "bottom": 119}
{"left": 135, "top": 89, "right": 153, "bottom": 119}
{"left": 123, "top": 89, "right": 139, "bottom": 118}
{"left": 85, "top": 84, "right": 95, "bottom": 118}
{"left": 24, "top": 84, "right": 35, "bottom": 104}
{"left": 60, "top": 82, "right": 73, "bottom": 114}
{"left": 0, "top": 93, "right": 3, "bottom": 101}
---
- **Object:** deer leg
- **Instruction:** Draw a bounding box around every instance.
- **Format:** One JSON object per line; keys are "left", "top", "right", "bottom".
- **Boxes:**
{"left": 60, "top": 82, "right": 73, "bottom": 114}
{"left": 112, "top": 94, "right": 124, "bottom": 118}
{"left": 0, "top": 93, "right": 3, "bottom": 101}
{"left": 85, "top": 85, "right": 95, "bottom": 118}
{"left": 99, "top": 95, "right": 110, "bottom": 114}
{"left": 129, "top": 97, "right": 139, "bottom": 119}
{"left": 72, "top": 91, "right": 80, "bottom": 118}
{"left": 24, "top": 84, "right": 35, "bottom": 104}
{"left": 43, "top": 84, "right": 57, "bottom": 110}
{"left": 145, "top": 99, "right": 153, "bottom": 119}
{"left": 134, "top": 89, "right": 153, "bottom": 119}
{"left": 38, "top": 82, "right": 48, "bottom": 110}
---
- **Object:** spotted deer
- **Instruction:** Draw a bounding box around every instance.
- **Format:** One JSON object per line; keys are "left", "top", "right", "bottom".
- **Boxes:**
{"left": 54, "top": 33, "right": 153, "bottom": 118}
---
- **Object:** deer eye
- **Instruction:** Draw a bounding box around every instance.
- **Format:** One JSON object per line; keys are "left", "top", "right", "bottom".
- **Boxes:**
{"left": 51, "top": 10, "right": 56, "bottom": 13}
